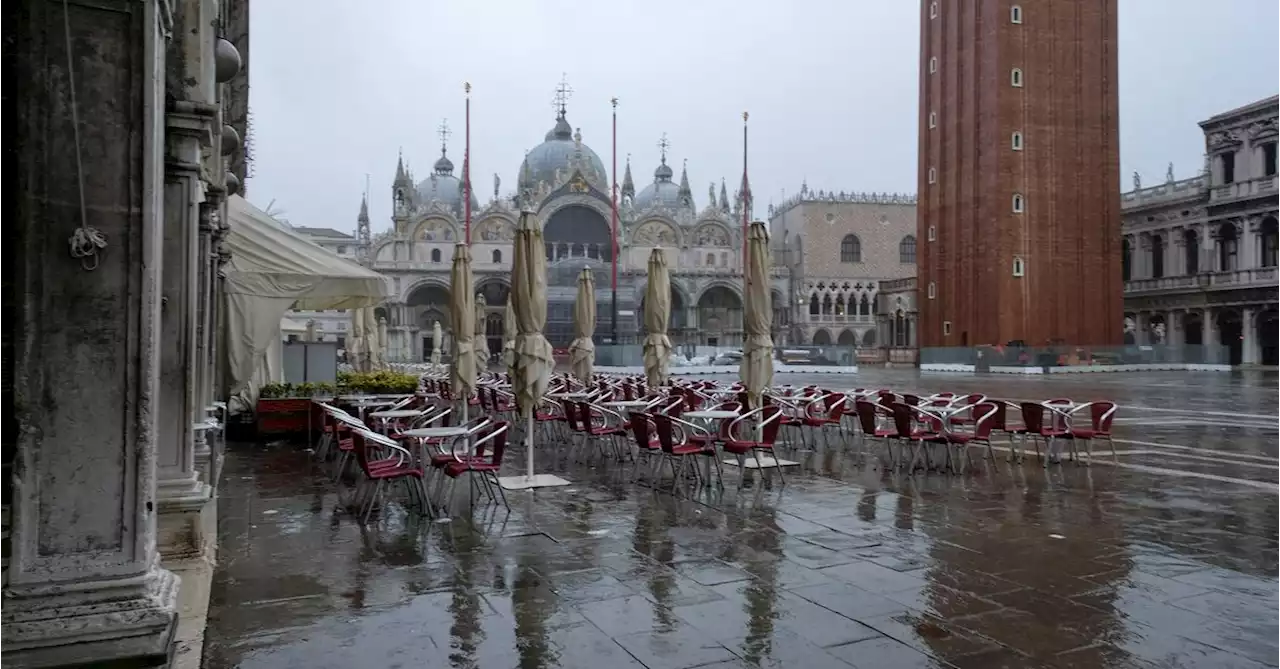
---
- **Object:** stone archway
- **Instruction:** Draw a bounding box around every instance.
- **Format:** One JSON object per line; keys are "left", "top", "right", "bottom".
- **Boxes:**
{"left": 407, "top": 283, "right": 451, "bottom": 360}
{"left": 545, "top": 204, "right": 613, "bottom": 262}
{"left": 697, "top": 285, "right": 743, "bottom": 347}
{"left": 1216, "top": 309, "right": 1243, "bottom": 365}
{"left": 1260, "top": 309, "right": 1278, "bottom": 365}
{"left": 837, "top": 329, "right": 857, "bottom": 347}
{"left": 812, "top": 329, "right": 832, "bottom": 346}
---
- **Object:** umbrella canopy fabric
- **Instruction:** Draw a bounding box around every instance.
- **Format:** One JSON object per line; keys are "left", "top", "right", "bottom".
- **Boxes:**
{"left": 511, "top": 210, "right": 555, "bottom": 416}
{"left": 474, "top": 293, "right": 490, "bottom": 379}
{"left": 642, "top": 249, "right": 673, "bottom": 388}
{"left": 502, "top": 301, "right": 517, "bottom": 375}
{"left": 569, "top": 268, "right": 597, "bottom": 386}
{"left": 431, "top": 321, "right": 443, "bottom": 367}
{"left": 739, "top": 222, "right": 775, "bottom": 408}
{"left": 449, "top": 245, "right": 476, "bottom": 401}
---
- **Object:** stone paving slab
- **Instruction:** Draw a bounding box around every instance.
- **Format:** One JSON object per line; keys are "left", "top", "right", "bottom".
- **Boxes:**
{"left": 203, "top": 370, "right": 1279, "bottom": 669}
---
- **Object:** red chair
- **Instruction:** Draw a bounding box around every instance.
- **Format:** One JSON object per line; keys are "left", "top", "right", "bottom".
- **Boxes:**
{"left": 940, "top": 402, "right": 1001, "bottom": 469}
{"left": 721, "top": 406, "right": 786, "bottom": 488}
{"left": 854, "top": 400, "right": 898, "bottom": 468}
{"left": 627, "top": 411, "right": 663, "bottom": 481}
{"left": 889, "top": 402, "right": 942, "bottom": 471}
{"left": 988, "top": 400, "right": 1030, "bottom": 461}
{"left": 1070, "top": 401, "right": 1118, "bottom": 460}
{"left": 1019, "top": 402, "right": 1071, "bottom": 465}
{"left": 350, "top": 428, "right": 424, "bottom": 522}
{"left": 649, "top": 412, "right": 719, "bottom": 491}
{"left": 441, "top": 421, "right": 511, "bottom": 512}
{"left": 575, "top": 401, "right": 629, "bottom": 461}
{"left": 947, "top": 394, "right": 988, "bottom": 426}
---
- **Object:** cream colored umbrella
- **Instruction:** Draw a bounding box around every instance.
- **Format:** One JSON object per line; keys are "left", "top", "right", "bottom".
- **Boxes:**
{"left": 305, "top": 319, "right": 318, "bottom": 342}
{"left": 364, "top": 307, "right": 381, "bottom": 369}
{"left": 431, "top": 320, "right": 443, "bottom": 368}
{"left": 569, "top": 268, "right": 596, "bottom": 386}
{"left": 449, "top": 244, "right": 476, "bottom": 419}
{"left": 500, "top": 208, "right": 569, "bottom": 491}
{"left": 642, "top": 248, "right": 673, "bottom": 388}
{"left": 474, "top": 293, "right": 490, "bottom": 381}
{"left": 740, "top": 221, "right": 775, "bottom": 408}
{"left": 502, "top": 301, "right": 517, "bottom": 376}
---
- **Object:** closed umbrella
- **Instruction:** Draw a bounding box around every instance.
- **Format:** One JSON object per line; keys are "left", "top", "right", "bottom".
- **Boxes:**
{"left": 450, "top": 244, "right": 476, "bottom": 420}
{"left": 502, "top": 301, "right": 517, "bottom": 376}
{"left": 642, "top": 249, "right": 672, "bottom": 388}
{"left": 569, "top": 268, "right": 596, "bottom": 386}
{"left": 740, "top": 221, "right": 774, "bottom": 408}
{"left": 431, "top": 320, "right": 443, "bottom": 368}
{"left": 474, "top": 293, "right": 490, "bottom": 380}
{"left": 499, "top": 209, "right": 569, "bottom": 491}
{"left": 305, "top": 319, "right": 318, "bottom": 343}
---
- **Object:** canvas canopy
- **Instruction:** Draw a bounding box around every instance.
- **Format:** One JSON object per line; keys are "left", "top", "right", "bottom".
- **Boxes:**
{"left": 223, "top": 195, "right": 389, "bottom": 407}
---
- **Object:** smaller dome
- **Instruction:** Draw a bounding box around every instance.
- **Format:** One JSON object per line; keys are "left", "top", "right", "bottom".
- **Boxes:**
{"left": 654, "top": 161, "right": 674, "bottom": 181}
{"left": 635, "top": 180, "right": 684, "bottom": 211}
{"left": 415, "top": 172, "right": 479, "bottom": 216}
{"left": 433, "top": 153, "right": 454, "bottom": 175}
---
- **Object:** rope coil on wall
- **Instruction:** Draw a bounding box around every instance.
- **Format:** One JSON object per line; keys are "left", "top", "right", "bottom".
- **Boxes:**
{"left": 61, "top": 0, "right": 106, "bottom": 271}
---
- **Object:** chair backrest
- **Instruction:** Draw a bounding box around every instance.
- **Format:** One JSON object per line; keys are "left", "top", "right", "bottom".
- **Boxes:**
{"left": 888, "top": 402, "right": 916, "bottom": 438}
{"left": 934, "top": 392, "right": 955, "bottom": 400}
{"left": 649, "top": 412, "right": 680, "bottom": 454}
{"left": 1019, "top": 402, "right": 1045, "bottom": 432}
{"left": 658, "top": 397, "right": 685, "bottom": 418}
{"left": 972, "top": 402, "right": 1001, "bottom": 439}
{"left": 575, "top": 401, "right": 598, "bottom": 429}
{"left": 1089, "top": 401, "right": 1118, "bottom": 431}
{"left": 854, "top": 400, "right": 880, "bottom": 435}
{"left": 628, "top": 411, "right": 653, "bottom": 449}
{"left": 758, "top": 405, "right": 784, "bottom": 445}
{"left": 561, "top": 399, "right": 581, "bottom": 431}
{"left": 473, "top": 421, "right": 510, "bottom": 465}
{"left": 902, "top": 394, "right": 921, "bottom": 406}
{"left": 988, "top": 401, "right": 1009, "bottom": 430}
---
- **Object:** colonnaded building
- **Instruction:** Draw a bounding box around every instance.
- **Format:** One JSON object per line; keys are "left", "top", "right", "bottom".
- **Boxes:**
{"left": 1120, "top": 95, "right": 1278, "bottom": 365}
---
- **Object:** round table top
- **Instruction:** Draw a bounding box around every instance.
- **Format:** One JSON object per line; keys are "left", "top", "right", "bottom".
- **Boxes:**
{"left": 603, "top": 400, "right": 652, "bottom": 408}
{"left": 369, "top": 409, "right": 425, "bottom": 419}
{"left": 684, "top": 410, "right": 740, "bottom": 420}
{"left": 548, "top": 391, "right": 592, "bottom": 399}
{"left": 399, "top": 426, "right": 469, "bottom": 438}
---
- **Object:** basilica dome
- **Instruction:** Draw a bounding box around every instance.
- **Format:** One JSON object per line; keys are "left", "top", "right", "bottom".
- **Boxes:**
{"left": 518, "top": 112, "right": 609, "bottom": 192}
{"left": 634, "top": 158, "right": 691, "bottom": 211}
{"left": 416, "top": 151, "right": 479, "bottom": 215}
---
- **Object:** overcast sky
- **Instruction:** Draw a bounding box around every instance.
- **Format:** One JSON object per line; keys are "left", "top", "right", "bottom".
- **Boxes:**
{"left": 245, "top": 0, "right": 1279, "bottom": 234}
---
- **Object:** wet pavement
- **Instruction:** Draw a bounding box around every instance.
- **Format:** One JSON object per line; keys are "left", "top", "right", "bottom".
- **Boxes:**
{"left": 204, "top": 370, "right": 1279, "bottom": 669}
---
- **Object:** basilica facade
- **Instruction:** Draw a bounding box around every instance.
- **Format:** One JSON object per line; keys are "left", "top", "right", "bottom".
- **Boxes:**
{"left": 354, "top": 101, "right": 793, "bottom": 361}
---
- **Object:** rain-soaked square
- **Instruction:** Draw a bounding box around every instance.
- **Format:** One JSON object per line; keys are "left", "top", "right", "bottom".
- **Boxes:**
{"left": 202, "top": 370, "right": 1278, "bottom": 669}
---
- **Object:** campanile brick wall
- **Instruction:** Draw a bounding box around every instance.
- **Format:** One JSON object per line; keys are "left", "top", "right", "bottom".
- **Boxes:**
{"left": 916, "top": 0, "right": 1123, "bottom": 348}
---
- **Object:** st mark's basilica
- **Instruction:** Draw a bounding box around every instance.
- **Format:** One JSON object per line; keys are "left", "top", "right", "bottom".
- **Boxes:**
{"left": 353, "top": 91, "right": 793, "bottom": 361}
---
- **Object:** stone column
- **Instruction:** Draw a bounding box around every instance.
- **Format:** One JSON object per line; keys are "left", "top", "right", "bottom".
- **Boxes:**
{"left": 1205, "top": 308, "right": 1221, "bottom": 363}
{"left": 1242, "top": 307, "right": 1258, "bottom": 364}
{"left": 1167, "top": 310, "right": 1184, "bottom": 348}
{"left": 155, "top": 106, "right": 215, "bottom": 561}
{"left": 1203, "top": 222, "right": 1218, "bottom": 272}
{"left": 3, "top": 1, "right": 179, "bottom": 664}
{"left": 1243, "top": 217, "right": 1260, "bottom": 269}
{"left": 1135, "top": 312, "right": 1150, "bottom": 345}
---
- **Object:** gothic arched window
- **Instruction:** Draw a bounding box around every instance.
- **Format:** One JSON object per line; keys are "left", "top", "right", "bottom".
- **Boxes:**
{"left": 899, "top": 235, "right": 917, "bottom": 264}
{"left": 840, "top": 235, "right": 862, "bottom": 263}
{"left": 492, "top": 249, "right": 502, "bottom": 264}
{"left": 430, "top": 248, "right": 442, "bottom": 263}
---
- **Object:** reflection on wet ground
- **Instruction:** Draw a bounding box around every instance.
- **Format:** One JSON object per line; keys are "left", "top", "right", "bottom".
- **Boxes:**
{"left": 204, "top": 370, "right": 1279, "bottom": 669}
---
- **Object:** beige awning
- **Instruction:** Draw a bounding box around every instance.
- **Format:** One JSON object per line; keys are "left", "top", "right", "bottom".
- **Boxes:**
{"left": 511, "top": 210, "right": 555, "bottom": 416}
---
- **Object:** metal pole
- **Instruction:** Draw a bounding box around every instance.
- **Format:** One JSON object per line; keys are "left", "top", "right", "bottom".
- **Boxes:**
{"left": 742, "top": 111, "right": 749, "bottom": 269}
{"left": 464, "top": 82, "right": 472, "bottom": 245}
{"left": 611, "top": 97, "right": 619, "bottom": 345}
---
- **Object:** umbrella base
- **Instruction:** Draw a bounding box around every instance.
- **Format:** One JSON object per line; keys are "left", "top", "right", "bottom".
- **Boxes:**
{"left": 721, "top": 456, "right": 800, "bottom": 469}
{"left": 497, "top": 474, "right": 571, "bottom": 490}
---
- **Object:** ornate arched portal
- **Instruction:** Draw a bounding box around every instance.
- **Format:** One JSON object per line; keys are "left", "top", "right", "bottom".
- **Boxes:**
{"left": 697, "top": 286, "right": 743, "bottom": 346}
{"left": 407, "top": 283, "right": 451, "bottom": 360}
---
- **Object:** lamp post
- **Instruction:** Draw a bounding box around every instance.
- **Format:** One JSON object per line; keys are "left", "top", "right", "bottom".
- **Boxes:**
{"left": 610, "top": 97, "right": 619, "bottom": 345}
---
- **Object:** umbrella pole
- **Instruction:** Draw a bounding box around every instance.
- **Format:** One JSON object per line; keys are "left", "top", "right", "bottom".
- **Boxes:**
{"left": 526, "top": 412, "right": 535, "bottom": 481}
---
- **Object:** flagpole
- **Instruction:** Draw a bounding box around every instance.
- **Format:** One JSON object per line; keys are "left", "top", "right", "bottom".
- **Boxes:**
{"left": 742, "top": 111, "right": 750, "bottom": 269}
{"left": 610, "top": 97, "right": 619, "bottom": 346}
{"left": 464, "top": 82, "right": 473, "bottom": 245}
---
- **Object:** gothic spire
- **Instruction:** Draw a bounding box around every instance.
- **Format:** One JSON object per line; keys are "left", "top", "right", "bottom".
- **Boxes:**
{"left": 621, "top": 154, "right": 635, "bottom": 200}
{"left": 677, "top": 158, "right": 693, "bottom": 208}
{"left": 395, "top": 149, "right": 407, "bottom": 183}
{"left": 719, "top": 178, "right": 730, "bottom": 212}
{"left": 358, "top": 192, "right": 369, "bottom": 222}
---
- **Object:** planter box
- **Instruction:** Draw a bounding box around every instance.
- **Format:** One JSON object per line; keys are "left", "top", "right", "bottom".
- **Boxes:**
{"left": 256, "top": 398, "right": 312, "bottom": 436}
